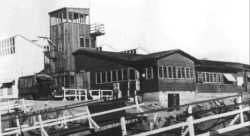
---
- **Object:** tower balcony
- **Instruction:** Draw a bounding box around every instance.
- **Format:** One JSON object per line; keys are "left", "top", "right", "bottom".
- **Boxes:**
{"left": 90, "top": 23, "right": 105, "bottom": 37}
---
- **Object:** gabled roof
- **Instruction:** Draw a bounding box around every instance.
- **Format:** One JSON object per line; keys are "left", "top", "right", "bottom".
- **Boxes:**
{"left": 73, "top": 48, "right": 202, "bottom": 67}
{"left": 133, "top": 49, "right": 202, "bottom": 65}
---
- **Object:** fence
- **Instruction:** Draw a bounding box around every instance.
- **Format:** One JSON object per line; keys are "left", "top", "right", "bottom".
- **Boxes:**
{"left": 130, "top": 95, "right": 250, "bottom": 136}
{"left": 0, "top": 95, "right": 145, "bottom": 136}
{"left": 59, "top": 88, "right": 114, "bottom": 101}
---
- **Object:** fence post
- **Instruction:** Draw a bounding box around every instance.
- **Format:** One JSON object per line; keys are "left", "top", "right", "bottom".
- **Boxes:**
{"left": 238, "top": 96, "right": 244, "bottom": 123}
{"left": 98, "top": 89, "right": 101, "bottom": 100}
{"left": 62, "top": 87, "right": 67, "bottom": 101}
{"left": 187, "top": 105, "right": 195, "bottom": 136}
{"left": 79, "top": 90, "right": 81, "bottom": 101}
{"left": 85, "top": 90, "right": 88, "bottom": 101}
{"left": 16, "top": 116, "right": 21, "bottom": 136}
{"left": 74, "top": 89, "right": 78, "bottom": 101}
{"left": 120, "top": 116, "right": 127, "bottom": 136}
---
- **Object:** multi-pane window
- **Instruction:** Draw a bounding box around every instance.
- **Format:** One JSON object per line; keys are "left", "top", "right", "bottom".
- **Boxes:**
{"left": 69, "top": 76, "right": 75, "bottom": 86}
{"left": 96, "top": 73, "right": 101, "bottom": 84}
{"left": 158, "top": 66, "right": 163, "bottom": 78}
{"left": 163, "top": 67, "right": 167, "bottom": 78}
{"left": 146, "top": 67, "right": 153, "bottom": 79}
{"left": 217, "top": 74, "right": 221, "bottom": 82}
{"left": 190, "top": 68, "right": 194, "bottom": 78}
{"left": 168, "top": 67, "right": 173, "bottom": 78}
{"left": 107, "top": 71, "right": 111, "bottom": 82}
{"left": 201, "top": 72, "right": 220, "bottom": 83}
{"left": 173, "top": 67, "right": 177, "bottom": 78}
{"left": 185, "top": 68, "right": 190, "bottom": 78}
{"left": 0, "top": 38, "right": 15, "bottom": 57}
{"left": 101, "top": 72, "right": 106, "bottom": 83}
{"left": 80, "top": 37, "right": 85, "bottom": 47}
{"left": 181, "top": 68, "right": 185, "bottom": 78}
{"left": 202, "top": 73, "right": 206, "bottom": 82}
{"left": 177, "top": 67, "right": 182, "bottom": 78}
{"left": 112, "top": 71, "right": 117, "bottom": 82}
{"left": 62, "top": 12, "right": 67, "bottom": 22}
{"left": 122, "top": 69, "right": 128, "bottom": 80}
{"left": 206, "top": 73, "right": 209, "bottom": 82}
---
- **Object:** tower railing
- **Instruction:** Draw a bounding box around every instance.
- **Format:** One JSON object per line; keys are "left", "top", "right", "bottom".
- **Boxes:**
{"left": 90, "top": 24, "right": 105, "bottom": 36}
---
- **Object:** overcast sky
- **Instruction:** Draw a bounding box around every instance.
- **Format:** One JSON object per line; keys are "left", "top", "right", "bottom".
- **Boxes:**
{"left": 0, "top": 0, "right": 249, "bottom": 64}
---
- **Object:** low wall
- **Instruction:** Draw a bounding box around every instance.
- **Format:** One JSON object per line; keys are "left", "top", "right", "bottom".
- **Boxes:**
{"left": 143, "top": 91, "right": 239, "bottom": 107}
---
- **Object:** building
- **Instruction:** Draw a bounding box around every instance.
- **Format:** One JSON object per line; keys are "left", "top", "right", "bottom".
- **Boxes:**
{"left": 44, "top": 7, "right": 105, "bottom": 87}
{"left": 0, "top": 35, "right": 45, "bottom": 98}
{"left": 121, "top": 47, "right": 150, "bottom": 54}
{"left": 72, "top": 49, "right": 202, "bottom": 101}
{"left": 195, "top": 59, "right": 250, "bottom": 93}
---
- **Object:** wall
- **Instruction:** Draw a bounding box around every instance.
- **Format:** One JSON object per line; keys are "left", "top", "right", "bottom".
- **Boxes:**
{"left": 143, "top": 91, "right": 239, "bottom": 107}
{"left": 75, "top": 54, "right": 132, "bottom": 96}
{"left": 0, "top": 36, "right": 45, "bottom": 98}
{"left": 157, "top": 53, "right": 196, "bottom": 91}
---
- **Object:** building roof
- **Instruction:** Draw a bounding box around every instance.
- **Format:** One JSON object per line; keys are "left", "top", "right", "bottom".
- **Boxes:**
{"left": 0, "top": 34, "right": 45, "bottom": 49}
{"left": 73, "top": 48, "right": 202, "bottom": 67}
{"left": 48, "top": 7, "right": 90, "bottom": 15}
{"left": 196, "top": 59, "right": 250, "bottom": 72}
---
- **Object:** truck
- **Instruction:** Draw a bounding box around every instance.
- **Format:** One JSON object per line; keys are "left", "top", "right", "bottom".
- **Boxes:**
{"left": 18, "top": 74, "right": 59, "bottom": 100}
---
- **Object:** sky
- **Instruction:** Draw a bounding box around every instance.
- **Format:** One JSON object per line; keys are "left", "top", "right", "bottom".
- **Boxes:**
{"left": 0, "top": 0, "right": 249, "bottom": 64}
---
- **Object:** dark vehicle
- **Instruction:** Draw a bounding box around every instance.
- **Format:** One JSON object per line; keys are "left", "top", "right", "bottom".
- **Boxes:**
{"left": 18, "top": 74, "right": 58, "bottom": 100}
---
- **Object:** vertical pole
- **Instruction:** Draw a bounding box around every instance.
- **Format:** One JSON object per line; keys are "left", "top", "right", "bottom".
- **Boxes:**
{"left": 16, "top": 116, "right": 21, "bottom": 135}
{"left": 62, "top": 87, "right": 67, "bottom": 101}
{"left": 187, "top": 105, "right": 195, "bottom": 136}
{"left": 0, "top": 99, "right": 2, "bottom": 136}
{"left": 85, "top": 90, "right": 88, "bottom": 101}
{"left": 238, "top": 96, "right": 244, "bottom": 123}
{"left": 98, "top": 89, "right": 101, "bottom": 100}
{"left": 120, "top": 117, "right": 127, "bottom": 136}
{"left": 7, "top": 99, "right": 11, "bottom": 113}
{"left": 79, "top": 90, "right": 81, "bottom": 101}
{"left": 74, "top": 89, "right": 78, "bottom": 101}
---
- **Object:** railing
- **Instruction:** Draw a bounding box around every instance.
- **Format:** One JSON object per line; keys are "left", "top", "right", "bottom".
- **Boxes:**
{"left": 130, "top": 95, "right": 250, "bottom": 136}
{"left": 0, "top": 95, "right": 145, "bottom": 136}
{"left": 60, "top": 87, "right": 88, "bottom": 101}
{"left": 59, "top": 88, "right": 114, "bottom": 101}
{"left": 90, "top": 23, "right": 105, "bottom": 36}
{"left": 89, "top": 89, "right": 113, "bottom": 100}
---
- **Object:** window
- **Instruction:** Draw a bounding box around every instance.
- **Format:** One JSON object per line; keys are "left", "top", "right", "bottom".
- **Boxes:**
{"left": 68, "top": 12, "right": 73, "bottom": 22}
{"left": 118, "top": 70, "right": 122, "bottom": 81}
{"left": 112, "top": 71, "right": 117, "bottom": 82}
{"left": 181, "top": 68, "right": 185, "bottom": 78}
{"left": 73, "top": 13, "right": 79, "bottom": 23}
{"left": 190, "top": 68, "right": 194, "bottom": 78}
{"left": 19, "top": 79, "right": 25, "bottom": 88}
{"left": 210, "top": 73, "right": 213, "bottom": 82}
{"left": 173, "top": 67, "right": 176, "bottom": 78}
{"left": 122, "top": 69, "right": 128, "bottom": 80}
{"left": 185, "top": 68, "right": 190, "bottom": 78}
{"left": 206, "top": 73, "right": 209, "bottom": 82}
{"left": 213, "top": 74, "right": 217, "bottom": 82}
{"left": 177, "top": 67, "right": 181, "bottom": 78}
{"left": 86, "top": 39, "right": 90, "bottom": 47}
{"left": 163, "top": 67, "right": 167, "bottom": 78}
{"left": 158, "top": 66, "right": 163, "bottom": 78}
{"left": 70, "top": 76, "right": 75, "bottom": 85}
{"left": 58, "top": 13, "right": 62, "bottom": 24}
{"left": 80, "top": 37, "right": 85, "bottom": 47}
{"left": 146, "top": 67, "right": 153, "bottom": 79}
{"left": 91, "top": 39, "right": 95, "bottom": 48}
{"left": 217, "top": 74, "right": 221, "bottom": 82}
{"left": 107, "top": 71, "right": 111, "bottom": 82}
{"left": 168, "top": 67, "right": 173, "bottom": 78}
{"left": 101, "top": 72, "right": 106, "bottom": 83}
{"left": 96, "top": 73, "right": 101, "bottom": 84}
{"left": 27, "top": 78, "right": 32, "bottom": 87}
{"left": 80, "top": 14, "right": 84, "bottom": 23}
{"left": 60, "top": 77, "right": 65, "bottom": 86}
{"left": 202, "top": 73, "right": 206, "bottom": 82}
{"left": 129, "top": 69, "right": 135, "bottom": 80}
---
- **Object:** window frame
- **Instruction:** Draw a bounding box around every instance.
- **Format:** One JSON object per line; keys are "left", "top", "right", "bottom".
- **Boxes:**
{"left": 69, "top": 76, "right": 75, "bottom": 86}
{"left": 146, "top": 67, "right": 153, "bottom": 79}
{"left": 158, "top": 65, "right": 163, "bottom": 78}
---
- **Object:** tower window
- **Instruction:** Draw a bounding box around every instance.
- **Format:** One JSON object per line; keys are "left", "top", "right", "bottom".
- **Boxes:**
{"left": 80, "top": 37, "right": 85, "bottom": 47}
{"left": 70, "top": 76, "right": 75, "bottom": 86}
{"left": 68, "top": 12, "right": 73, "bottom": 22}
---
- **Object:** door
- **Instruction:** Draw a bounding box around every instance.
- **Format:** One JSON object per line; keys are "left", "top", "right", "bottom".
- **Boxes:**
{"left": 168, "top": 93, "right": 180, "bottom": 111}
{"left": 76, "top": 72, "right": 90, "bottom": 89}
